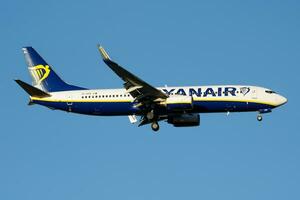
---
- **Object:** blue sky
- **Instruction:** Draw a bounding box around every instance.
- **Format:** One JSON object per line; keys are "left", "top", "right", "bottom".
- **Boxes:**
{"left": 1, "top": 0, "right": 299, "bottom": 199}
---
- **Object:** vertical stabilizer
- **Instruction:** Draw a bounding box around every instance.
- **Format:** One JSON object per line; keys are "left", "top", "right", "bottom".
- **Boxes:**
{"left": 22, "top": 47, "right": 85, "bottom": 92}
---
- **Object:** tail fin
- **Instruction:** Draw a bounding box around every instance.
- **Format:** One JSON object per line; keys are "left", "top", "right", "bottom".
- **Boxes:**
{"left": 22, "top": 47, "right": 85, "bottom": 92}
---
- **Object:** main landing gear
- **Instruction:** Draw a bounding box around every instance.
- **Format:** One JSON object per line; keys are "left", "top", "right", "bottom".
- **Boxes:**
{"left": 151, "top": 121, "right": 160, "bottom": 132}
{"left": 147, "top": 110, "right": 155, "bottom": 120}
{"left": 146, "top": 110, "right": 160, "bottom": 132}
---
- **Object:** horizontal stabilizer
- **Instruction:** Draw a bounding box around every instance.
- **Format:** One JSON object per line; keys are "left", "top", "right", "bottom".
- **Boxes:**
{"left": 15, "top": 79, "right": 51, "bottom": 98}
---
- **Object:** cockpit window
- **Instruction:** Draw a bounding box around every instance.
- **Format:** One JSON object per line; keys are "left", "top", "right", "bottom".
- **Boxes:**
{"left": 265, "top": 90, "right": 276, "bottom": 94}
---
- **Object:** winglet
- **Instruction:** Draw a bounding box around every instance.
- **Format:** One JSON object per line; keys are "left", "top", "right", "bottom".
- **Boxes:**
{"left": 97, "top": 44, "right": 111, "bottom": 60}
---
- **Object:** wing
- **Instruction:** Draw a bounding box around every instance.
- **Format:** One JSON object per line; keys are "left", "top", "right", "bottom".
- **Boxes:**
{"left": 97, "top": 45, "right": 168, "bottom": 104}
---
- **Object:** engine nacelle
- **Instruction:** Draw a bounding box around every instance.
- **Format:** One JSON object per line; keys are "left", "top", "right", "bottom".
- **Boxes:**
{"left": 165, "top": 95, "right": 193, "bottom": 111}
{"left": 168, "top": 113, "right": 200, "bottom": 127}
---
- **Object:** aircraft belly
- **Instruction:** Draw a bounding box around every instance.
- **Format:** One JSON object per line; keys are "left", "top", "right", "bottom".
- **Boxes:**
{"left": 74, "top": 102, "right": 140, "bottom": 115}
{"left": 33, "top": 100, "right": 140, "bottom": 116}
{"left": 192, "top": 100, "right": 274, "bottom": 113}
{"left": 33, "top": 99, "right": 275, "bottom": 116}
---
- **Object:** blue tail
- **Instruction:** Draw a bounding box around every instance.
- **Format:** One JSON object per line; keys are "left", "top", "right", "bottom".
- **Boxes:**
{"left": 22, "top": 47, "right": 86, "bottom": 92}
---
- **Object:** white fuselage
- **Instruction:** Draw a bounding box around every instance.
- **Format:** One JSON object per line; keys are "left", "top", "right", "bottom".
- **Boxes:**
{"left": 31, "top": 85, "right": 287, "bottom": 116}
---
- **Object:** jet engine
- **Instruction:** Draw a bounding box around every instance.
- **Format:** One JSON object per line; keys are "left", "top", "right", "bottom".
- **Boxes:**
{"left": 167, "top": 113, "right": 200, "bottom": 127}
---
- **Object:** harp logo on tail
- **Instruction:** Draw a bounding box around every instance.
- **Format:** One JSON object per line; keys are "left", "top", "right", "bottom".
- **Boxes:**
{"left": 29, "top": 65, "right": 51, "bottom": 85}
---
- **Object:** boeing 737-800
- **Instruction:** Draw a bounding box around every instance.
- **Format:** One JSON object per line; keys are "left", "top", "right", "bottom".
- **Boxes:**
{"left": 15, "top": 46, "right": 287, "bottom": 131}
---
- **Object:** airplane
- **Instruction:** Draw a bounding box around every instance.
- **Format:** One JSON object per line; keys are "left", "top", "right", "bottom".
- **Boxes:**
{"left": 15, "top": 46, "right": 287, "bottom": 132}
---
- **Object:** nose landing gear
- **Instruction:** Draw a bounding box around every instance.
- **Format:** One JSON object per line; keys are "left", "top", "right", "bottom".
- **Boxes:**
{"left": 257, "top": 114, "right": 263, "bottom": 121}
{"left": 257, "top": 109, "right": 272, "bottom": 122}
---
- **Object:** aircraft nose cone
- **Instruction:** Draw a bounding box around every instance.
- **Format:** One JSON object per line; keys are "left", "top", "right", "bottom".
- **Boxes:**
{"left": 277, "top": 95, "right": 288, "bottom": 106}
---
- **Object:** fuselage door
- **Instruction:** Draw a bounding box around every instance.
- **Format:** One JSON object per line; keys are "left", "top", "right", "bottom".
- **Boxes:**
{"left": 251, "top": 89, "right": 257, "bottom": 99}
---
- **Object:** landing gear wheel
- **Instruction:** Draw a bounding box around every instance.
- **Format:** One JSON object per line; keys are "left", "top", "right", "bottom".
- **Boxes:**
{"left": 257, "top": 114, "right": 263, "bottom": 121}
{"left": 151, "top": 122, "right": 160, "bottom": 132}
{"left": 147, "top": 110, "right": 155, "bottom": 120}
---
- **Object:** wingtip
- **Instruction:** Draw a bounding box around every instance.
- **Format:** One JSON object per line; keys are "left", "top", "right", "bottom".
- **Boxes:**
{"left": 97, "top": 45, "right": 111, "bottom": 60}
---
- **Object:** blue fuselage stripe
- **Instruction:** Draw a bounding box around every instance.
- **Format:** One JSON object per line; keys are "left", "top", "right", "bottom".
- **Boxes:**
{"left": 32, "top": 100, "right": 275, "bottom": 116}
